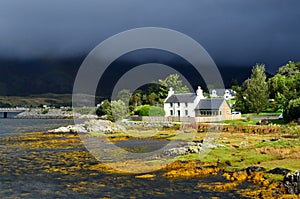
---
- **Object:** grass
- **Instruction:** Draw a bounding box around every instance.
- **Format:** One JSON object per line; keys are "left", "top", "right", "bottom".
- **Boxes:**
{"left": 207, "top": 118, "right": 289, "bottom": 126}
{"left": 223, "top": 119, "right": 261, "bottom": 125}
{"left": 241, "top": 112, "right": 281, "bottom": 117}
{"left": 87, "top": 120, "right": 300, "bottom": 174}
{"left": 164, "top": 126, "right": 300, "bottom": 172}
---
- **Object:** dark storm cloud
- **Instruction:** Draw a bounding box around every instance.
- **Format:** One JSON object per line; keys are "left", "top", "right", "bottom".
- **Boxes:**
{"left": 0, "top": 0, "right": 300, "bottom": 69}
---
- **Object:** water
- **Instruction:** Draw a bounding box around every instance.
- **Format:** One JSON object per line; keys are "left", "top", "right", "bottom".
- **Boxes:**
{"left": 0, "top": 119, "right": 250, "bottom": 198}
{"left": 0, "top": 118, "right": 74, "bottom": 137}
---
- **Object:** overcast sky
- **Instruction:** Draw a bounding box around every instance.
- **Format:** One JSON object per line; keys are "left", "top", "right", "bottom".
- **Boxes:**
{"left": 1, "top": 0, "right": 300, "bottom": 70}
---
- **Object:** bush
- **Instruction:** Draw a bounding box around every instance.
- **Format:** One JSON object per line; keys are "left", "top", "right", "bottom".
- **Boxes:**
{"left": 133, "top": 105, "right": 165, "bottom": 116}
{"left": 42, "top": 108, "right": 49, "bottom": 114}
{"left": 283, "top": 97, "right": 300, "bottom": 122}
{"left": 96, "top": 100, "right": 111, "bottom": 117}
{"left": 246, "top": 115, "right": 252, "bottom": 121}
{"left": 96, "top": 100, "right": 113, "bottom": 121}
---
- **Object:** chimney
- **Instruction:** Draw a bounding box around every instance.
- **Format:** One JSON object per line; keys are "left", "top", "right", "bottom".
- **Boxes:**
{"left": 168, "top": 87, "right": 174, "bottom": 97}
{"left": 196, "top": 86, "right": 204, "bottom": 98}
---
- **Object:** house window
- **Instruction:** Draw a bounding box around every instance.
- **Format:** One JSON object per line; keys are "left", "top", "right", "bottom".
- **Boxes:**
{"left": 185, "top": 103, "right": 188, "bottom": 107}
{"left": 170, "top": 103, "right": 173, "bottom": 107}
{"left": 170, "top": 110, "right": 173, "bottom": 116}
{"left": 177, "top": 102, "right": 180, "bottom": 107}
{"left": 177, "top": 110, "right": 180, "bottom": 116}
{"left": 185, "top": 110, "right": 188, "bottom": 116}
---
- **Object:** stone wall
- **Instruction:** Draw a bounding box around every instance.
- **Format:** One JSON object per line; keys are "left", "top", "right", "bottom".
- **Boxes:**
{"left": 130, "top": 114, "right": 241, "bottom": 122}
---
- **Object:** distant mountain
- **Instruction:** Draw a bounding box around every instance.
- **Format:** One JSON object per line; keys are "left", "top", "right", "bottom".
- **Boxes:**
{"left": 0, "top": 57, "right": 82, "bottom": 96}
{"left": 0, "top": 50, "right": 268, "bottom": 97}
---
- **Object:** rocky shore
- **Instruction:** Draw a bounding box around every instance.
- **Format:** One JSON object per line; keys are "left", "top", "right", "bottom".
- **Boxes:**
{"left": 47, "top": 119, "right": 125, "bottom": 134}
{"left": 14, "top": 109, "right": 97, "bottom": 119}
{"left": 162, "top": 140, "right": 224, "bottom": 157}
{"left": 45, "top": 119, "right": 300, "bottom": 197}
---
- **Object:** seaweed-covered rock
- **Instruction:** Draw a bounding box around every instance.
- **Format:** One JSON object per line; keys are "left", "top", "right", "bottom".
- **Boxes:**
{"left": 284, "top": 171, "right": 300, "bottom": 194}
{"left": 267, "top": 168, "right": 291, "bottom": 175}
{"left": 245, "top": 166, "right": 265, "bottom": 175}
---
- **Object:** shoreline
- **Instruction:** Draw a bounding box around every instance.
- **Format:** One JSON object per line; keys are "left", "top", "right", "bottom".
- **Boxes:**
{"left": 2, "top": 131, "right": 299, "bottom": 198}
{"left": 1, "top": 118, "right": 299, "bottom": 198}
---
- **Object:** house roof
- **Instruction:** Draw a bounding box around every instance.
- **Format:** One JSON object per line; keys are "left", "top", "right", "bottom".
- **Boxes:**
{"left": 195, "top": 98, "right": 227, "bottom": 110}
{"left": 165, "top": 93, "right": 196, "bottom": 103}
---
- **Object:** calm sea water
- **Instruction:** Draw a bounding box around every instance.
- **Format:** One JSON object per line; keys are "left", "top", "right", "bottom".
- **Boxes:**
{"left": 0, "top": 118, "right": 74, "bottom": 138}
{"left": 0, "top": 119, "right": 250, "bottom": 198}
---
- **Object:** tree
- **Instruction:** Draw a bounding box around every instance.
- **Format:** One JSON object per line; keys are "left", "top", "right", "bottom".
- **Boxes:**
{"left": 96, "top": 100, "right": 113, "bottom": 121}
{"left": 111, "top": 100, "right": 128, "bottom": 121}
{"left": 158, "top": 74, "right": 190, "bottom": 94}
{"left": 232, "top": 85, "right": 250, "bottom": 113}
{"left": 244, "top": 64, "right": 269, "bottom": 114}
{"left": 283, "top": 97, "right": 300, "bottom": 122}
{"left": 116, "top": 89, "right": 132, "bottom": 105}
{"left": 268, "top": 61, "right": 300, "bottom": 111}
{"left": 130, "top": 91, "right": 142, "bottom": 107}
{"left": 148, "top": 92, "right": 157, "bottom": 105}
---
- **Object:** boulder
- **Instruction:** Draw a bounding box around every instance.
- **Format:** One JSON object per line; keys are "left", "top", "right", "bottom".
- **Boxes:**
{"left": 267, "top": 168, "right": 291, "bottom": 175}
{"left": 284, "top": 171, "right": 300, "bottom": 194}
{"left": 47, "top": 119, "right": 124, "bottom": 134}
{"left": 245, "top": 166, "right": 265, "bottom": 175}
{"left": 256, "top": 119, "right": 269, "bottom": 125}
{"left": 162, "top": 147, "right": 188, "bottom": 157}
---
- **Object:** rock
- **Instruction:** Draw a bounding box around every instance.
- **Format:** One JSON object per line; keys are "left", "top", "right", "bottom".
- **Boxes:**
{"left": 183, "top": 130, "right": 191, "bottom": 133}
{"left": 267, "top": 168, "right": 291, "bottom": 175}
{"left": 201, "top": 143, "right": 218, "bottom": 149}
{"left": 162, "top": 147, "right": 189, "bottom": 157}
{"left": 162, "top": 141, "right": 221, "bottom": 157}
{"left": 47, "top": 119, "right": 124, "bottom": 134}
{"left": 225, "top": 160, "right": 232, "bottom": 166}
{"left": 245, "top": 166, "right": 265, "bottom": 175}
{"left": 283, "top": 171, "right": 300, "bottom": 194}
{"left": 47, "top": 124, "right": 87, "bottom": 134}
{"left": 186, "top": 145, "right": 200, "bottom": 153}
{"left": 256, "top": 119, "right": 269, "bottom": 125}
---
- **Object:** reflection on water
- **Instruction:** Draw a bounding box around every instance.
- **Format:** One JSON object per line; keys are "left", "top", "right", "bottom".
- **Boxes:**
{"left": 0, "top": 119, "right": 249, "bottom": 198}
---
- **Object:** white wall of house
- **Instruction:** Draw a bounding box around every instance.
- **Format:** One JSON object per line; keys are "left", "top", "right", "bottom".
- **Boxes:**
{"left": 164, "top": 86, "right": 205, "bottom": 117}
{"left": 164, "top": 102, "right": 196, "bottom": 117}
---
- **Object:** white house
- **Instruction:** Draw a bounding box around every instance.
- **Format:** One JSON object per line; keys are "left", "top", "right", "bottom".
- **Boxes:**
{"left": 164, "top": 87, "right": 232, "bottom": 118}
{"left": 210, "top": 89, "right": 236, "bottom": 100}
{"left": 164, "top": 86, "right": 205, "bottom": 117}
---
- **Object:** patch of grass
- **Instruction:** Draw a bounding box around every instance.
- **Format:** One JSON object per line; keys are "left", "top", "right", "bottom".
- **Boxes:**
{"left": 41, "top": 108, "right": 49, "bottom": 114}
{"left": 89, "top": 131, "right": 128, "bottom": 138}
{"left": 268, "top": 119, "right": 287, "bottom": 125}
{"left": 167, "top": 131, "right": 196, "bottom": 141}
{"left": 264, "top": 173, "right": 284, "bottom": 182}
{"left": 241, "top": 112, "right": 281, "bottom": 117}
{"left": 199, "top": 147, "right": 276, "bottom": 171}
{"left": 259, "top": 159, "right": 300, "bottom": 171}
{"left": 223, "top": 119, "right": 261, "bottom": 125}
{"left": 175, "top": 153, "right": 202, "bottom": 162}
